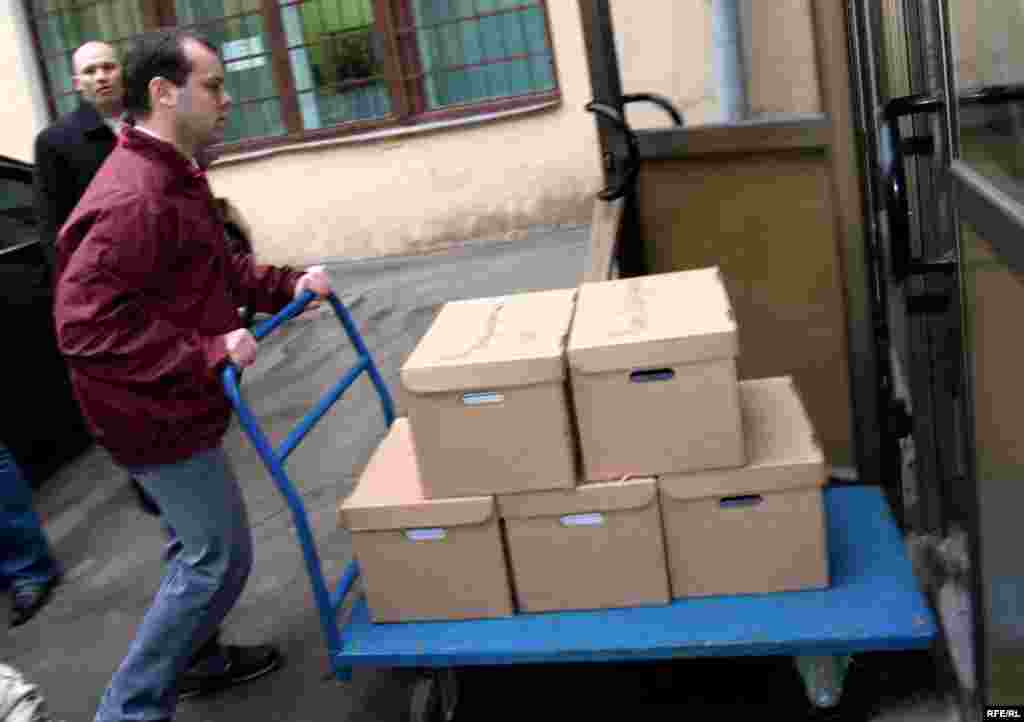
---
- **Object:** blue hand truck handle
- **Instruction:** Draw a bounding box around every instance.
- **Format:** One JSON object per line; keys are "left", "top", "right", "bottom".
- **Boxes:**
{"left": 221, "top": 289, "right": 394, "bottom": 681}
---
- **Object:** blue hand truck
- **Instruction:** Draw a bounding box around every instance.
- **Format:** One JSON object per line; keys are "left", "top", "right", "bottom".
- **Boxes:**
{"left": 223, "top": 290, "right": 938, "bottom": 721}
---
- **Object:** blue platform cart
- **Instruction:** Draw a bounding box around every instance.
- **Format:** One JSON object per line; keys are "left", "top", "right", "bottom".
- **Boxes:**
{"left": 223, "top": 291, "right": 939, "bottom": 721}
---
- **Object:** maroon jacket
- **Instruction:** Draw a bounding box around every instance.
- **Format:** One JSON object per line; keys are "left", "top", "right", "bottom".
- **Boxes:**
{"left": 54, "top": 127, "right": 303, "bottom": 467}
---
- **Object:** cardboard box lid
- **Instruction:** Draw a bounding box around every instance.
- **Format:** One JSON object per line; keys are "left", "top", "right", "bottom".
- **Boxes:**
{"left": 660, "top": 376, "right": 825, "bottom": 501}
{"left": 401, "top": 288, "right": 577, "bottom": 393}
{"left": 567, "top": 267, "right": 739, "bottom": 374}
{"left": 338, "top": 419, "right": 495, "bottom": 532}
{"left": 497, "top": 477, "right": 657, "bottom": 519}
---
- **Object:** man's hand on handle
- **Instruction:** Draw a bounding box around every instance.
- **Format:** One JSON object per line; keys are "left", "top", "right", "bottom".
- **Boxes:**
{"left": 224, "top": 266, "right": 331, "bottom": 369}
{"left": 224, "top": 328, "right": 258, "bottom": 368}
{"left": 294, "top": 265, "right": 332, "bottom": 307}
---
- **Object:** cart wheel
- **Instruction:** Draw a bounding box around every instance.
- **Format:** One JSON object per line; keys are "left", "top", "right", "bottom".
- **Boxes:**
{"left": 409, "top": 676, "right": 439, "bottom": 722}
{"left": 409, "top": 670, "right": 458, "bottom": 722}
{"left": 437, "top": 669, "right": 458, "bottom": 721}
{"left": 795, "top": 655, "right": 852, "bottom": 709}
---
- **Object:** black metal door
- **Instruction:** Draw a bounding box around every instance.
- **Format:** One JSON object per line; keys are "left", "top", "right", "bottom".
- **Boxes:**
{"left": 855, "top": 0, "right": 1024, "bottom": 714}
{"left": 850, "top": 0, "right": 966, "bottom": 537}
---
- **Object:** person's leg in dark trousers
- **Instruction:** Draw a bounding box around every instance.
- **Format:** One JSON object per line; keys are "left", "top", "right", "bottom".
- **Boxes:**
{"left": 94, "top": 446, "right": 280, "bottom": 722}
{"left": 0, "top": 443, "right": 60, "bottom": 628}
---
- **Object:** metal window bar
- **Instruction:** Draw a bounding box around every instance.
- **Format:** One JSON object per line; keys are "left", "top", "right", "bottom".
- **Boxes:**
{"left": 395, "top": 0, "right": 426, "bottom": 114}
{"left": 495, "top": 7, "right": 513, "bottom": 96}
{"left": 406, "top": 50, "right": 546, "bottom": 83}
{"left": 32, "top": 10, "right": 264, "bottom": 52}
{"left": 310, "top": 0, "right": 326, "bottom": 57}
{"left": 305, "top": 0, "right": 321, "bottom": 30}
{"left": 223, "top": 48, "right": 276, "bottom": 64}
{"left": 126, "top": 0, "right": 144, "bottom": 35}
{"left": 227, "top": 92, "right": 285, "bottom": 106}
{"left": 39, "top": 32, "right": 135, "bottom": 59}
{"left": 421, "top": 5, "right": 441, "bottom": 100}
{"left": 326, "top": 74, "right": 388, "bottom": 92}
{"left": 176, "top": 9, "right": 266, "bottom": 29}
{"left": 470, "top": 0, "right": 493, "bottom": 103}
{"left": 394, "top": 2, "right": 536, "bottom": 33}
{"left": 397, "top": 2, "right": 547, "bottom": 102}
{"left": 515, "top": 1, "right": 534, "bottom": 90}
{"left": 490, "top": 2, "right": 513, "bottom": 96}
{"left": 318, "top": 23, "right": 373, "bottom": 37}
{"left": 445, "top": 3, "right": 469, "bottom": 105}
{"left": 31, "top": 0, "right": 122, "bottom": 21}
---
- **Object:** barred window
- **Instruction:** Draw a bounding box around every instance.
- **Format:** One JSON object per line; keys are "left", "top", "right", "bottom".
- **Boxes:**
{"left": 29, "top": 0, "right": 146, "bottom": 117}
{"left": 25, "top": 0, "right": 559, "bottom": 152}
{"left": 401, "top": 1, "right": 556, "bottom": 113}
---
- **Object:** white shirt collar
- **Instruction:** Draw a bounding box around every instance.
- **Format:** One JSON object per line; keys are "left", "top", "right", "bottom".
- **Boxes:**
{"left": 133, "top": 124, "right": 199, "bottom": 168}
{"left": 133, "top": 123, "right": 171, "bottom": 144}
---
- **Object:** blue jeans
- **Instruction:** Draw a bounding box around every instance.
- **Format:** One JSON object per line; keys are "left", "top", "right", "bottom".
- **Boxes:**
{"left": 0, "top": 443, "right": 59, "bottom": 590}
{"left": 95, "top": 446, "right": 253, "bottom": 722}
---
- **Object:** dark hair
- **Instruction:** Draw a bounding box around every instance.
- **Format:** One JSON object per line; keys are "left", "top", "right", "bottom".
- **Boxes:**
{"left": 122, "top": 29, "right": 218, "bottom": 118}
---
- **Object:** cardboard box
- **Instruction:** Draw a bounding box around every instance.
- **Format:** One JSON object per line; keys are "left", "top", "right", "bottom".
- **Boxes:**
{"left": 659, "top": 376, "right": 829, "bottom": 599}
{"left": 567, "top": 267, "right": 745, "bottom": 480}
{"left": 498, "top": 477, "right": 671, "bottom": 612}
{"left": 401, "top": 289, "right": 578, "bottom": 498}
{"left": 338, "top": 419, "right": 514, "bottom": 622}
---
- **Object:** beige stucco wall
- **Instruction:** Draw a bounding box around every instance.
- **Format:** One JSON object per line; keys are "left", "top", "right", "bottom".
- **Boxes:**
{"left": 0, "top": 0, "right": 49, "bottom": 162}
{"left": 208, "top": 0, "right": 603, "bottom": 266}
{"left": 949, "top": 0, "right": 1024, "bottom": 89}
{"left": 3, "top": 0, "right": 822, "bottom": 265}
{"left": 611, "top": 0, "right": 718, "bottom": 128}
{"left": 745, "top": 0, "right": 820, "bottom": 118}
{"left": 611, "top": 0, "right": 820, "bottom": 129}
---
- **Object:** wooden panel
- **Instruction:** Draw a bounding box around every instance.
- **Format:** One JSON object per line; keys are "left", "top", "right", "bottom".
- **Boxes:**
{"left": 577, "top": 0, "right": 626, "bottom": 187}
{"left": 637, "top": 150, "right": 852, "bottom": 467}
{"left": 962, "top": 225, "right": 1024, "bottom": 705}
{"left": 581, "top": 197, "right": 624, "bottom": 283}
{"left": 636, "top": 116, "right": 830, "bottom": 160}
{"left": 954, "top": 161, "right": 1024, "bottom": 278}
{"left": 963, "top": 226, "right": 1024, "bottom": 479}
{"left": 811, "top": 0, "right": 880, "bottom": 483}
{"left": 747, "top": 0, "right": 822, "bottom": 116}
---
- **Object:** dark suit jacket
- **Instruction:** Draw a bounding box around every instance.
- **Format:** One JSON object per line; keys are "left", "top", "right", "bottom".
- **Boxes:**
{"left": 33, "top": 102, "right": 118, "bottom": 255}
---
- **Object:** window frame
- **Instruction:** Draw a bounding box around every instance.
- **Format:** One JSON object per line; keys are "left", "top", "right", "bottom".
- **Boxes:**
{"left": 24, "top": 0, "right": 562, "bottom": 157}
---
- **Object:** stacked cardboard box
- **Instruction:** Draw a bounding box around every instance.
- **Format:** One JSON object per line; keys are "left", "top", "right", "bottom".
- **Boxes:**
{"left": 497, "top": 477, "right": 669, "bottom": 613}
{"left": 399, "top": 288, "right": 577, "bottom": 498}
{"left": 338, "top": 418, "right": 513, "bottom": 622}
{"left": 338, "top": 267, "right": 829, "bottom": 623}
{"left": 568, "top": 268, "right": 745, "bottom": 480}
{"left": 659, "top": 376, "right": 828, "bottom": 598}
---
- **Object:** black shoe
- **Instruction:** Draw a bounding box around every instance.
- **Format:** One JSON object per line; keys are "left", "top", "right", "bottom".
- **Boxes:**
{"left": 10, "top": 576, "right": 59, "bottom": 628}
{"left": 178, "top": 644, "right": 282, "bottom": 700}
